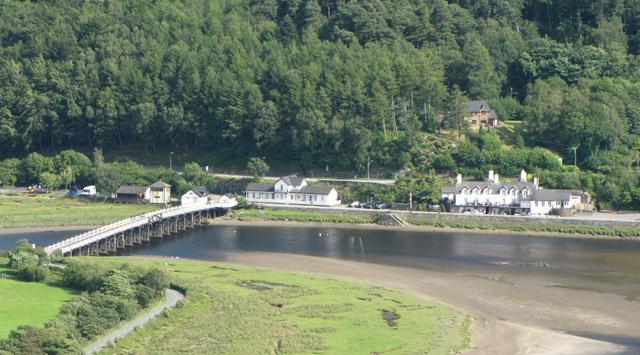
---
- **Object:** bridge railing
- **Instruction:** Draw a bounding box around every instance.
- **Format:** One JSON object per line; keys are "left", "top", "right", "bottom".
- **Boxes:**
{"left": 44, "top": 204, "right": 221, "bottom": 255}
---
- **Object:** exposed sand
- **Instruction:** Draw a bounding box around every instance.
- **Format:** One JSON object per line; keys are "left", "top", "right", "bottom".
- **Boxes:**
{"left": 221, "top": 252, "right": 637, "bottom": 355}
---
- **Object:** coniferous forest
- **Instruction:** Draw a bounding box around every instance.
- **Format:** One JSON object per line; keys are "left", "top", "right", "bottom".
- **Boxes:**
{"left": 2, "top": 0, "right": 640, "bottom": 207}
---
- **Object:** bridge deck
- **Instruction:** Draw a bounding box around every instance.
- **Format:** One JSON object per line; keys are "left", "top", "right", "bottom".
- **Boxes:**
{"left": 44, "top": 203, "right": 232, "bottom": 256}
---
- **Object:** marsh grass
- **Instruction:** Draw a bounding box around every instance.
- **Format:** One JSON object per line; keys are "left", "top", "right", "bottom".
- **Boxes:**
{"left": 407, "top": 217, "right": 640, "bottom": 237}
{"left": 87, "top": 257, "right": 469, "bottom": 354}
{"left": 0, "top": 194, "right": 157, "bottom": 228}
{"left": 234, "top": 208, "right": 376, "bottom": 224}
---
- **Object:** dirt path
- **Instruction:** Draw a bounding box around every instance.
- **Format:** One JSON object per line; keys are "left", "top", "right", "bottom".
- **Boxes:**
{"left": 224, "top": 252, "right": 638, "bottom": 355}
{"left": 84, "top": 289, "right": 184, "bottom": 355}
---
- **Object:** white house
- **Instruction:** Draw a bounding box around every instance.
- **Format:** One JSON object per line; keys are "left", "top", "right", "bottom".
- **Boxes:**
{"left": 245, "top": 175, "right": 340, "bottom": 207}
{"left": 181, "top": 186, "right": 210, "bottom": 206}
{"left": 442, "top": 170, "right": 589, "bottom": 215}
{"left": 220, "top": 193, "right": 237, "bottom": 207}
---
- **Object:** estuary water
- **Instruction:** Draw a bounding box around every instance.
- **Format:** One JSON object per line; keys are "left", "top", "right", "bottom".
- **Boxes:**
{"left": 3, "top": 224, "right": 639, "bottom": 298}
{"left": 2, "top": 223, "right": 640, "bottom": 351}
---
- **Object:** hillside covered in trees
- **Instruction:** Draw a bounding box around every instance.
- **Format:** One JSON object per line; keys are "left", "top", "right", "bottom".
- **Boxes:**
{"left": 2, "top": 0, "right": 640, "bottom": 208}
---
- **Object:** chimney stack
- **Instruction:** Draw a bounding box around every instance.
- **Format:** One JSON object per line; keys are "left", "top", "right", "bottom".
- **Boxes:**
{"left": 456, "top": 174, "right": 462, "bottom": 184}
{"left": 494, "top": 173, "right": 500, "bottom": 184}
{"left": 533, "top": 177, "right": 539, "bottom": 187}
{"left": 488, "top": 170, "right": 495, "bottom": 182}
{"left": 520, "top": 170, "right": 527, "bottom": 182}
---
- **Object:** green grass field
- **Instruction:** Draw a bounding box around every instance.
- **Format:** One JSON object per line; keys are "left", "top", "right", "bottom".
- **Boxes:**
{"left": 234, "top": 208, "right": 376, "bottom": 224}
{"left": 89, "top": 257, "right": 469, "bottom": 354}
{"left": 0, "top": 195, "right": 157, "bottom": 228}
{"left": 0, "top": 258, "right": 77, "bottom": 339}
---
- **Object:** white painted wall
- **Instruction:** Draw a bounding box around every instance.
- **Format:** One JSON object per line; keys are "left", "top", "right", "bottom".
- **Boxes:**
{"left": 181, "top": 191, "right": 207, "bottom": 206}
{"left": 246, "top": 189, "right": 340, "bottom": 206}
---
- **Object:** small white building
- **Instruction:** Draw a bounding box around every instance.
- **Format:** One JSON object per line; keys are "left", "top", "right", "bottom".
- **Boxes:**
{"left": 220, "top": 193, "right": 237, "bottom": 207}
{"left": 208, "top": 193, "right": 239, "bottom": 208}
{"left": 245, "top": 175, "right": 340, "bottom": 206}
{"left": 181, "top": 186, "right": 210, "bottom": 206}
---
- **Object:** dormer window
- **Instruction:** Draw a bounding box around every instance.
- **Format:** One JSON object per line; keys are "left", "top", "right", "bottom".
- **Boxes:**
{"left": 461, "top": 187, "right": 469, "bottom": 195}
{"left": 472, "top": 187, "right": 480, "bottom": 195}
{"left": 482, "top": 187, "right": 490, "bottom": 195}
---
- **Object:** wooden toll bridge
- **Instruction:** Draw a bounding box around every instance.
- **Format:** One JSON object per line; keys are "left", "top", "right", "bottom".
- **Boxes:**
{"left": 44, "top": 204, "right": 230, "bottom": 256}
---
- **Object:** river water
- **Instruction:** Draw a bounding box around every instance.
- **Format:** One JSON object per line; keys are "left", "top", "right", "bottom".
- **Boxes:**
{"left": 2, "top": 224, "right": 640, "bottom": 351}
{"left": 2, "top": 224, "right": 639, "bottom": 299}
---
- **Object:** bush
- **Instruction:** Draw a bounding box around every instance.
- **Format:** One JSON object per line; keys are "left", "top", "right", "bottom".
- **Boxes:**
{"left": 16, "top": 264, "right": 49, "bottom": 282}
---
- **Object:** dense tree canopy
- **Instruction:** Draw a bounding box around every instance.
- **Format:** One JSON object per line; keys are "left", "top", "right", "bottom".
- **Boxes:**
{"left": 1, "top": 0, "right": 640, "bottom": 207}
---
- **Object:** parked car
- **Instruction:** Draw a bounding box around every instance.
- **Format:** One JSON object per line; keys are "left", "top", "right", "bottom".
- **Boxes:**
{"left": 376, "top": 203, "right": 391, "bottom": 209}
{"left": 360, "top": 202, "right": 374, "bottom": 209}
{"left": 66, "top": 188, "right": 79, "bottom": 197}
{"left": 79, "top": 185, "right": 97, "bottom": 196}
{"left": 348, "top": 201, "right": 360, "bottom": 208}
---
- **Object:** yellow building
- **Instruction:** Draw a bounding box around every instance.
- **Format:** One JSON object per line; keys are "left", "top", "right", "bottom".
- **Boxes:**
{"left": 149, "top": 181, "right": 172, "bottom": 205}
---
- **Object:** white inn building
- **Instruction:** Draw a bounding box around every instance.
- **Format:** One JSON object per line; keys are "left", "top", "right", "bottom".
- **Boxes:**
{"left": 245, "top": 175, "right": 340, "bottom": 207}
{"left": 441, "top": 170, "right": 591, "bottom": 215}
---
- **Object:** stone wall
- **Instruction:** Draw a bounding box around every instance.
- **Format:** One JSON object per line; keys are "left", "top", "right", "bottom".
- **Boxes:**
{"left": 266, "top": 205, "right": 640, "bottom": 228}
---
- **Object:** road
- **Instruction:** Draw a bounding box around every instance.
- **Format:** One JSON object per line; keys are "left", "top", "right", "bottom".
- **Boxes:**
{"left": 211, "top": 173, "right": 395, "bottom": 186}
{"left": 84, "top": 289, "right": 184, "bottom": 354}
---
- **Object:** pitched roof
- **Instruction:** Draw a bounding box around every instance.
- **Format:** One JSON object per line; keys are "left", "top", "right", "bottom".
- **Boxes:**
{"left": 280, "top": 175, "right": 305, "bottom": 187}
{"left": 442, "top": 186, "right": 455, "bottom": 194}
{"left": 451, "top": 181, "right": 536, "bottom": 194}
{"left": 299, "top": 185, "right": 335, "bottom": 195}
{"left": 468, "top": 100, "right": 491, "bottom": 113}
{"left": 150, "top": 181, "right": 171, "bottom": 189}
{"left": 246, "top": 183, "right": 274, "bottom": 192}
{"left": 190, "top": 186, "right": 210, "bottom": 197}
{"left": 530, "top": 189, "right": 572, "bottom": 202}
{"left": 489, "top": 110, "right": 498, "bottom": 119}
{"left": 116, "top": 185, "right": 148, "bottom": 195}
{"left": 224, "top": 193, "right": 236, "bottom": 199}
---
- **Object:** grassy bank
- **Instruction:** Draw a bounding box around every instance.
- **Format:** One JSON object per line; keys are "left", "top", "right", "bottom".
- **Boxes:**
{"left": 86, "top": 257, "right": 469, "bottom": 354}
{"left": 406, "top": 217, "right": 640, "bottom": 238}
{"left": 0, "top": 195, "right": 157, "bottom": 228}
{"left": 233, "top": 208, "right": 376, "bottom": 224}
{"left": 233, "top": 208, "right": 639, "bottom": 238}
{"left": 0, "top": 258, "right": 77, "bottom": 338}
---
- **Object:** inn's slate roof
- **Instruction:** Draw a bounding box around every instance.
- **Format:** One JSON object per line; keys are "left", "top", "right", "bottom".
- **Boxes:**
{"left": 450, "top": 181, "right": 536, "bottom": 194}
{"left": 529, "top": 189, "right": 573, "bottom": 202}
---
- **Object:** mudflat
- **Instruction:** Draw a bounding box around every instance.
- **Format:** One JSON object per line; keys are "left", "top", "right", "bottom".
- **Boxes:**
{"left": 225, "top": 252, "right": 639, "bottom": 355}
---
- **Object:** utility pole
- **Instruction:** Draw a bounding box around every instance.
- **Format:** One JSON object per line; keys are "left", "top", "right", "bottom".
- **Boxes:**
{"left": 409, "top": 192, "right": 413, "bottom": 212}
{"left": 367, "top": 156, "right": 371, "bottom": 180}
{"left": 169, "top": 151, "right": 174, "bottom": 170}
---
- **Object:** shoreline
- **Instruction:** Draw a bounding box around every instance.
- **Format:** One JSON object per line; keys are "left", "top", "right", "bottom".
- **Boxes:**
{"left": 212, "top": 218, "right": 639, "bottom": 241}
{"left": 220, "top": 253, "right": 636, "bottom": 354}
{"left": 0, "top": 225, "right": 95, "bottom": 236}
{"left": 2, "top": 217, "right": 637, "bottom": 241}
